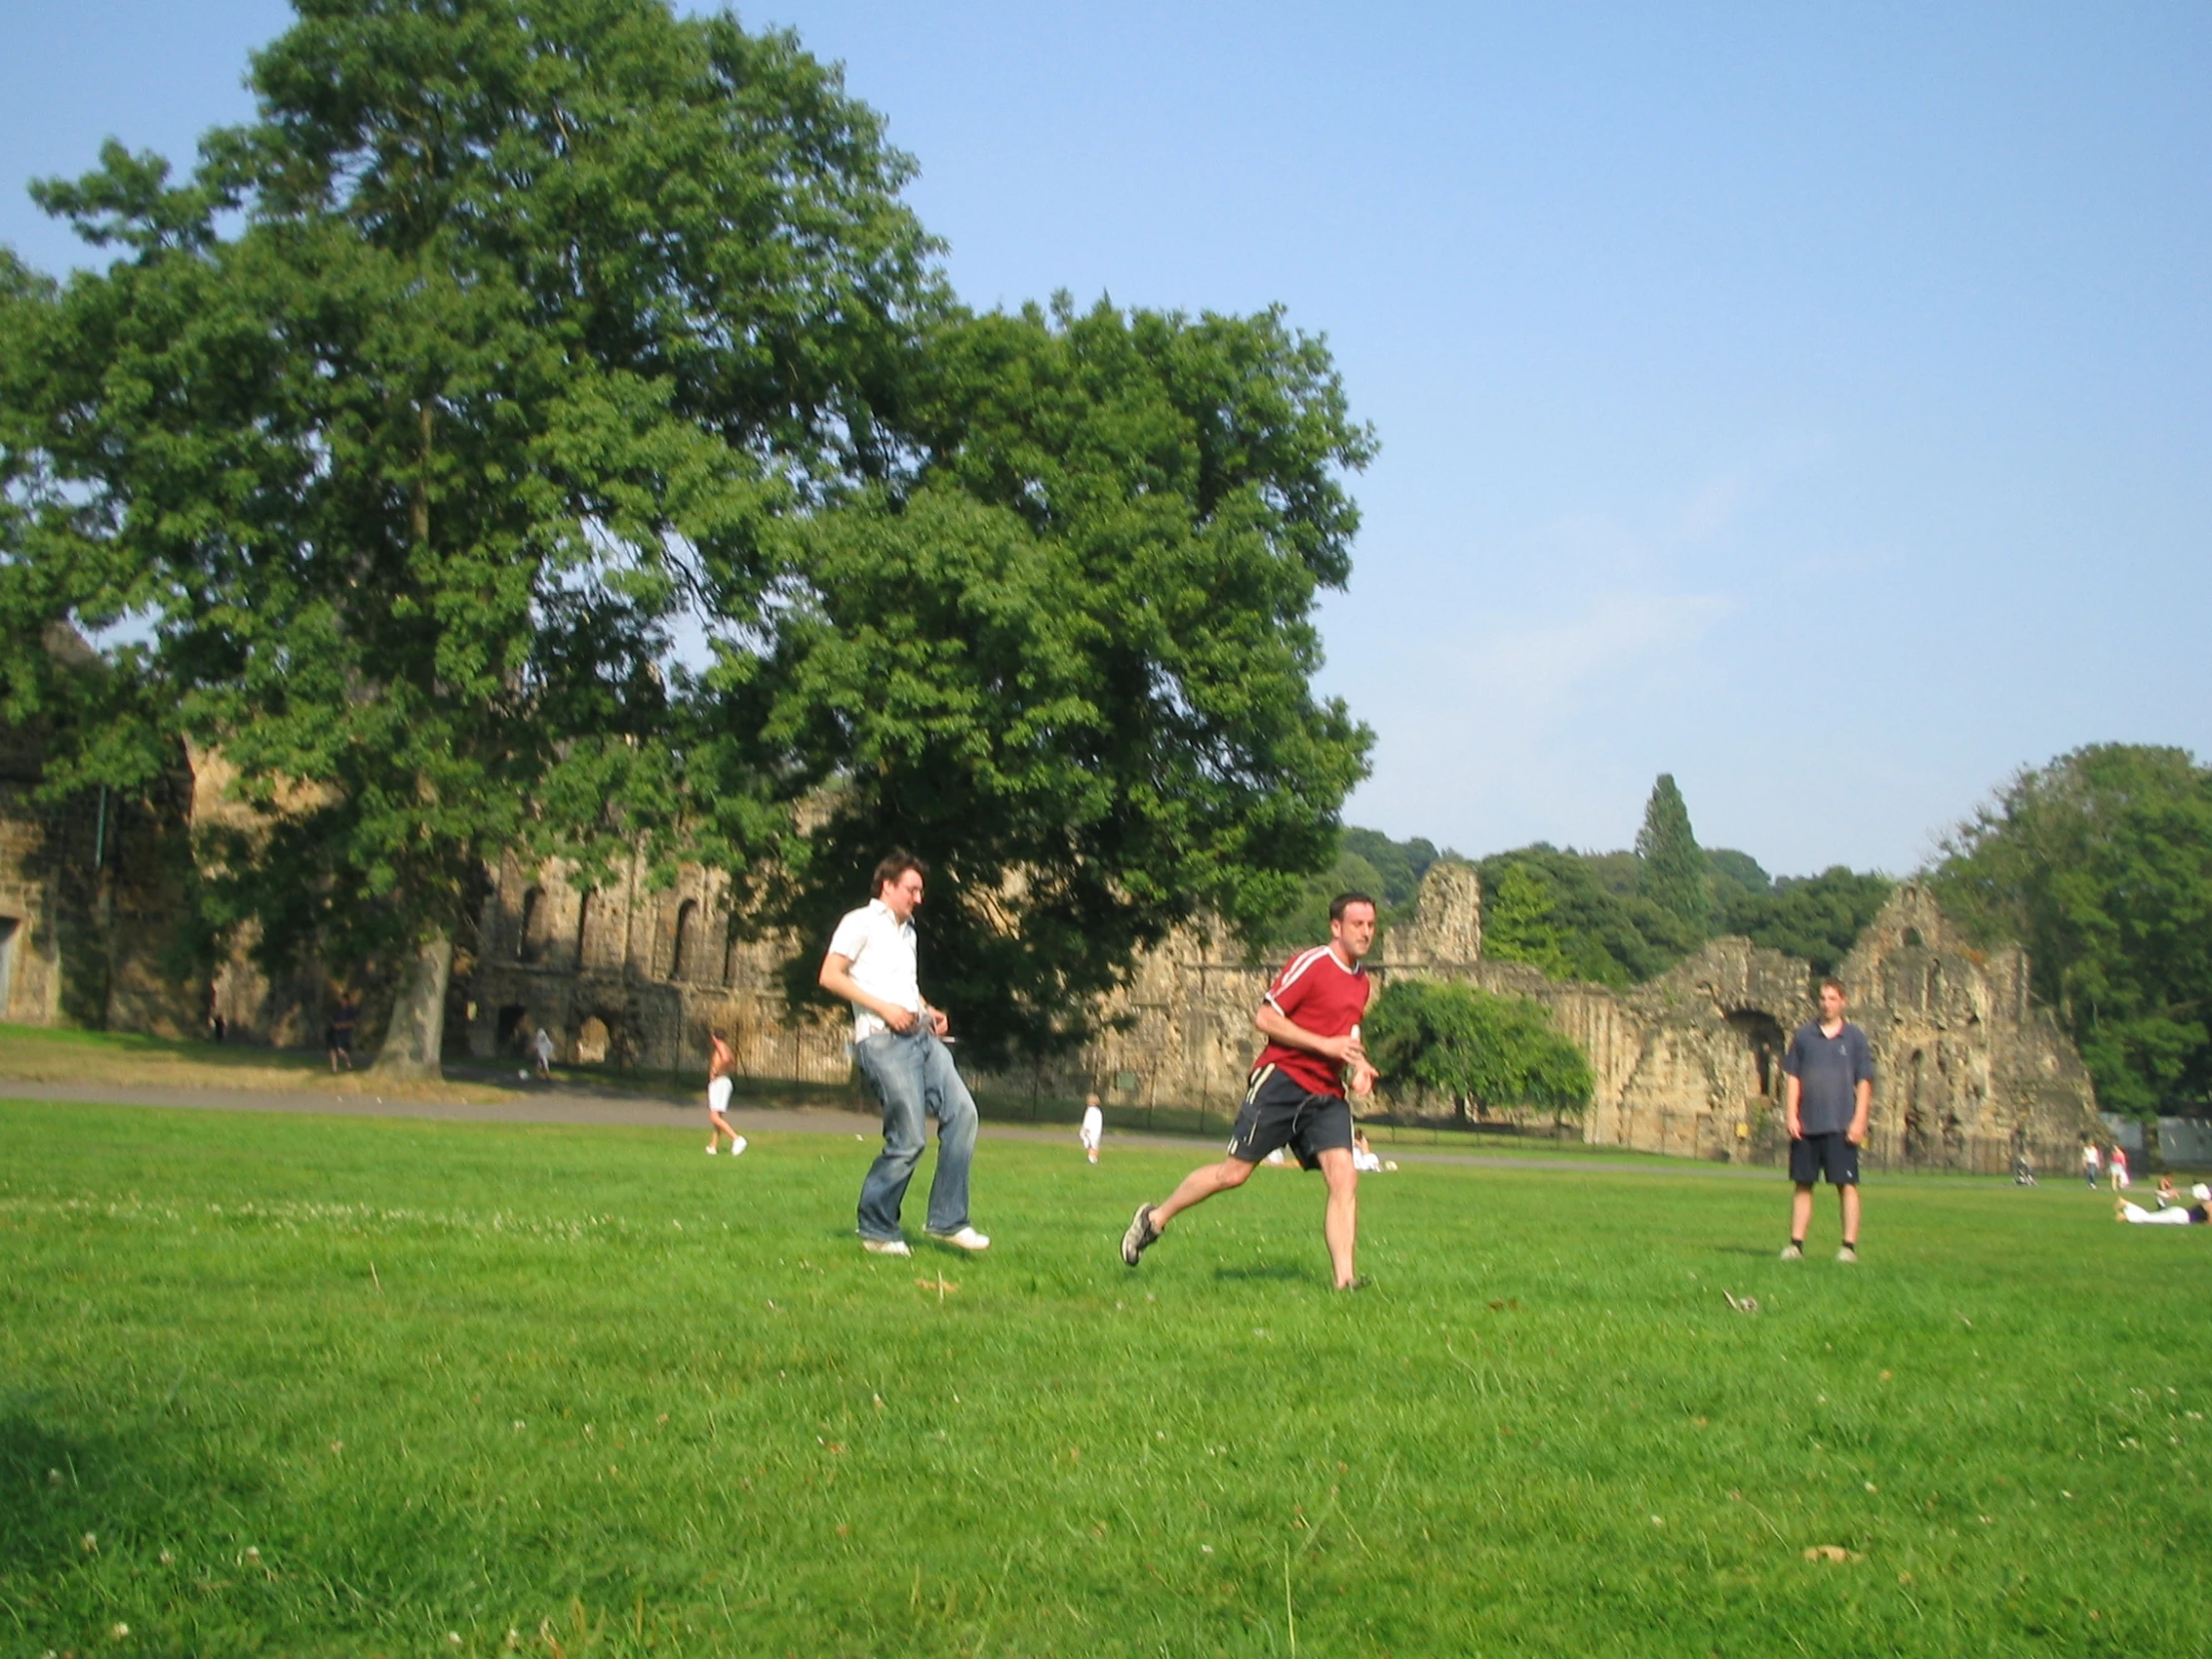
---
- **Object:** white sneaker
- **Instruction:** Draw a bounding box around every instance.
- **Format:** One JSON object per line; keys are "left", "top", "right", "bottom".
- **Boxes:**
{"left": 861, "top": 1237, "right": 911, "bottom": 1258}
{"left": 927, "top": 1226, "right": 991, "bottom": 1252}
{"left": 705, "top": 1142, "right": 718, "bottom": 1155}
{"left": 731, "top": 1136, "right": 748, "bottom": 1157}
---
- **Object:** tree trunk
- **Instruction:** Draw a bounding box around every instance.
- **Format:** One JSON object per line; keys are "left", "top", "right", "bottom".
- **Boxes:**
{"left": 372, "top": 933, "right": 452, "bottom": 1080}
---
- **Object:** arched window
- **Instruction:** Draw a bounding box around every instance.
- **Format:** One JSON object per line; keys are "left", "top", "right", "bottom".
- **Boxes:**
{"left": 672, "top": 899, "right": 701, "bottom": 981}
{"left": 517, "top": 887, "right": 547, "bottom": 964}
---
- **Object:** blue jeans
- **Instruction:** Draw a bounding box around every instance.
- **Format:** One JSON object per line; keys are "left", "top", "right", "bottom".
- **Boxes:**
{"left": 853, "top": 1026, "right": 977, "bottom": 1240}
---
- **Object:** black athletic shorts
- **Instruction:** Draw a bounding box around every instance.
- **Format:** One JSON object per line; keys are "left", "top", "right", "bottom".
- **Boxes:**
{"left": 1790, "top": 1132, "right": 1860, "bottom": 1187}
{"left": 1227, "top": 1064, "right": 1355, "bottom": 1171}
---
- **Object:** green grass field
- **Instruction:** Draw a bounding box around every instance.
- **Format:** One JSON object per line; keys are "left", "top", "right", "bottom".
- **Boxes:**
{"left": 2, "top": 1100, "right": 2206, "bottom": 1657}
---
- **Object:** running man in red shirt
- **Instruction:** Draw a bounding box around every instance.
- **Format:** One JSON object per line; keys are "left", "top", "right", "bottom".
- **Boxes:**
{"left": 1121, "top": 892, "right": 1380, "bottom": 1289}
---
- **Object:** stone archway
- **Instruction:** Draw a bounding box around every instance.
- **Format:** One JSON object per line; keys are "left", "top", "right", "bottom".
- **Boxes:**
{"left": 1725, "top": 1008, "right": 1787, "bottom": 1102}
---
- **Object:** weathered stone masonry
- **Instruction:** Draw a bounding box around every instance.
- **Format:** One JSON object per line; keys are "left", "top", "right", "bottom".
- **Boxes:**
{"left": 0, "top": 722, "right": 2101, "bottom": 1170}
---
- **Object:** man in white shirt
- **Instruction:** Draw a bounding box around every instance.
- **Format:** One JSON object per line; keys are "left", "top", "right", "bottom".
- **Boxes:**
{"left": 820, "top": 851, "right": 989, "bottom": 1258}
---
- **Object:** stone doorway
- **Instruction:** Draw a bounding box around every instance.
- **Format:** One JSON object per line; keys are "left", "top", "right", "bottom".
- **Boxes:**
{"left": 1725, "top": 1009, "right": 1787, "bottom": 1100}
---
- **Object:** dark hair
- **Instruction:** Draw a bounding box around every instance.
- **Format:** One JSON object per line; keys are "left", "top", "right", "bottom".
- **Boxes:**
{"left": 1330, "top": 891, "right": 1378, "bottom": 923}
{"left": 872, "top": 849, "right": 927, "bottom": 895}
{"left": 1819, "top": 976, "right": 1847, "bottom": 997}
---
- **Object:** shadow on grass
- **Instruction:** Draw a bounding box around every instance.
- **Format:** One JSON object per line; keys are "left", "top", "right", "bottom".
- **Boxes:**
{"left": 1212, "top": 1263, "right": 1307, "bottom": 1283}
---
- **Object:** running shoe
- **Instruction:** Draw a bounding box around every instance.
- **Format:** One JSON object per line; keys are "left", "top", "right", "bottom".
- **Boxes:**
{"left": 1121, "top": 1203, "right": 1161, "bottom": 1267}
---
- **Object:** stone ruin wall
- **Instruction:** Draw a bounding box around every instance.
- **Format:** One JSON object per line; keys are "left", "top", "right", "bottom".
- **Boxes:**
{"left": 0, "top": 722, "right": 2105, "bottom": 1170}
{"left": 460, "top": 852, "right": 2101, "bottom": 1168}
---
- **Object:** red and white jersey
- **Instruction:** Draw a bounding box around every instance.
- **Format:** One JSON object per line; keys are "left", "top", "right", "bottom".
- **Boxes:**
{"left": 1252, "top": 943, "right": 1371, "bottom": 1098}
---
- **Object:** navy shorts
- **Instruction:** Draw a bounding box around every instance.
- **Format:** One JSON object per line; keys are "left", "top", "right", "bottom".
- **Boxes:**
{"left": 1227, "top": 1065, "right": 1355, "bottom": 1171}
{"left": 1790, "top": 1132, "right": 1860, "bottom": 1186}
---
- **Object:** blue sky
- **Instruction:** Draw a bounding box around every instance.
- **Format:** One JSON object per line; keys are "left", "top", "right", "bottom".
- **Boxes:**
{"left": 5, "top": 1, "right": 2208, "bottom": 876}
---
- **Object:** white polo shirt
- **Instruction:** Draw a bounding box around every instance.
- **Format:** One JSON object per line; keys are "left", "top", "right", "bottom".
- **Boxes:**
{"left": 825, "top": 897, "right": 921, "bottom": 1041}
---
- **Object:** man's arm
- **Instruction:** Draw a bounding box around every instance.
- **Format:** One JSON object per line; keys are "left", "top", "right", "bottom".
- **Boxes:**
{"left": 819, "top": 952, "right": 920, "bottom": 1034}
{"left": 1784, "top": 1072, "right": 1803, "bottom": 1140}
{"left": 1253, "top": 1001, "right": 1375, "bottom": 1095}
{"left": 1848, "top": 1078, "right": 1872, "bottom": 1146}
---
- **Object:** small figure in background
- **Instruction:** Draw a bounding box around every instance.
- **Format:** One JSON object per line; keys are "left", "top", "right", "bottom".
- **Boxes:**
{"left": 2154, "top": 1174, "right": 2179, "bottom": 1209}
{"left": 2108, "top": 1143, "right": 2130, "bottom": 1192}
{"left": 1080, "top": 1093, "right": 1104, "bottom": 1165}
{"left": 705, "top": 1028, "right": 746, "bottom": 1157}
{"left": 1352, "top": 1129, "right": 1383, "bottom": 1174}
{"left": 326, "top": 993, "right": 357, "bottom": 1072}
{"left": 2082, "top": 1141, "right": 2101, "bottom": 1188}
{"left": 2011, "top": 1148, "right": 2036, "bottom": 1186}
{"left": 531, "top": 1026, "right": 556, "bottom": 1079}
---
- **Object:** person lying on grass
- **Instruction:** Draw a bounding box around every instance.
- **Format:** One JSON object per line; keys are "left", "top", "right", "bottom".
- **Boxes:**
{"left": 2114, "top": 1183, "right": 2211, "bottom": 1226}
{"left": 1122, "top": 891, "right": 1379, "bottom": 1290}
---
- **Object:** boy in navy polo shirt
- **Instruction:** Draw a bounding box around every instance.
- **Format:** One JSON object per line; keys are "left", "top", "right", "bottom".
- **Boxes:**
{"left": 1121, "top": 892, "right": 1379, "bottom": 1290}
{"left": 1781, "top": 976, "right": 1875, "bottom": 1263}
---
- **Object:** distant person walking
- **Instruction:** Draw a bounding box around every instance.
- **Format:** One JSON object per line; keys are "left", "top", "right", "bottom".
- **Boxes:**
{"left": 2108, "top": 1144, "right": 2130, "bottom": 1192}
{"left": 1121, "top": 892, "right": 1379, "bottom": 1290}
{"left": 1080, "top": 1093, "right": 1104, "bottom": 1165}
{"left": 531, "top": 1026, "right": 556, "bottom": 1078}
{"left": 2082, "top": 1142, "right": 2102, "bottom": 1188}
{"left": 326, "top": 994, "right": 357, "bottom": 1073}
{"left": 1780, "top": 977, "right": 1874, "bottom": 1264}
{"left": 820, "top": 851, "right": 988, "bottom": 1257}
{"left": 704, "top": 1028, "right": 746, "bottom": 1157}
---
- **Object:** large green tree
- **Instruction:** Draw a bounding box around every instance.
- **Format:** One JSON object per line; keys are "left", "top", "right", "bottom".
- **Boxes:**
{"left": 1930, "top": 744, "right": 2212, "bottom": 1118}
{"left": 1, "top": 0, "right": 938, "bottom": 1070}
{"left": 1362, "top": 977, "right": 1593, "bottom": 1123}
{"left": 724, "top": 296, "right": 1376, "bottom": 1065}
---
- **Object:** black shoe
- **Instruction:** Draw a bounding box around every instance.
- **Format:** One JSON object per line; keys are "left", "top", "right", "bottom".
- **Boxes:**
{"left": 1121, "top": 1203, "right": 1161, "bottom": 1267}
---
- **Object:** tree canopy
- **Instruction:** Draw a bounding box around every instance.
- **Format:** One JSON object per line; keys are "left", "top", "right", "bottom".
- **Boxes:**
{"left": 739, "top": 296, "right": 1375, "bottom": 1065}
{"left": 1252, "top": 826, "right": 1445, "bottom": 949}
{"left": 1, "top": 0, "right": 944, "bottom": 1070}
{"left": 1362, "top": 977, "right": 1593, "bottom": 1121}
{"left": 1476, "top": 845, "right": 1701, "bottom": 988}
{"left": 1718, "top": 866, "right": 1894, "bottom": 975}
{"left": 3, "top": 2, "right": 1376, "bottom": 1073}
{"left": 1930, "top": 744, "right": 2212, "bottom": 1119}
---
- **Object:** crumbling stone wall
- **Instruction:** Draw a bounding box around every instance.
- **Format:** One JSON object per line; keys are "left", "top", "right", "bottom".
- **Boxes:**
{"left": 0, "top": 723, "right": 2105, "bottom": 1168}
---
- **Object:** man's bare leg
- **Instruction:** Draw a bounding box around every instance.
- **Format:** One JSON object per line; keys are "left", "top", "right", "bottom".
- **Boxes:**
{"left": 1840, "top": 1183, "right": 1861, "bottom": 1247}
{"left": 1150, "top": 1156, "right": 1257, "bottom": 1231}
{"left": 1790, "top": 1183, "right": 1815, "bottom": 1244}
{"left": 1316, "top": 1146, "right": 1360, "bottom": 1288}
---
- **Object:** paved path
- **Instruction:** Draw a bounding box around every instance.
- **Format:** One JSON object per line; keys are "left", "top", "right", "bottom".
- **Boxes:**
{"left": 0, "top": 1074, "right": 1782, "bottom": 1179}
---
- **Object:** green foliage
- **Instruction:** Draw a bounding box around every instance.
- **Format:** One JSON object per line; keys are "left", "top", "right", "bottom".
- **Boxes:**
{"left": 1363, "top": 977, "right": 1594, "bottom": 1118}
{"left": 1635, "top": 772, "right": 1711, "bottom": 934}
{"left": 1, "top": 0, "right": 938, "bottom": 1013}
{"left": 742, "top": 296, "right": 1375, "bottom": 1064}
{"left": 1254, "top": 826, "right": 1444, "bottom": 947}
{"left": 1706, "top": 846, "right": 1772, "bottom": 897}
{"left": 1930, "top": 744, "right": 2212, "bottom": 1118}
{"left": 1580, "top": 847, "right": 1642, "bottom": 898}
{"left": 1342, "top": 827, "right": 1443, "bottom": 907}
{"left": 1477, "top": 845, "right": 1702, "bottom": 987}
{"left": 1719, "top": 866, "right": 1894, "bottom": 975}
